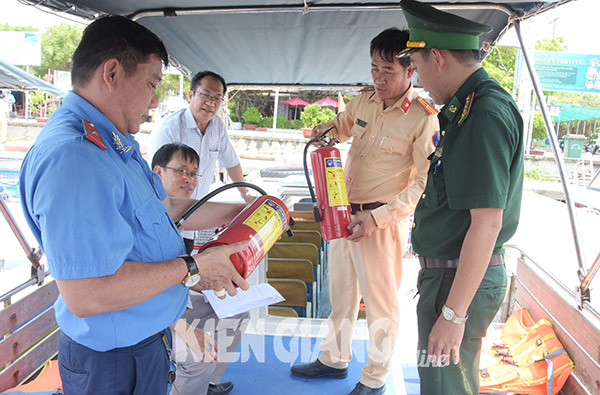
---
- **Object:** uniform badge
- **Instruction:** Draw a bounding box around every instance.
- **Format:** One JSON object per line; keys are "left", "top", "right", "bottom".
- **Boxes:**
{"left": 401, "top": 97, "right": 411, "bottom": 113}
{"left": 416, "top": 97, "right": 438, "bottom": 115}
{"left": 433, "top": 146, "right": 443, "bottom": 160}
{"left": 82, "top": 119, "right": 107, "bottom": 150}
{"left": 432, "top": 130, "right": 441, "bottom": 146}
{"left": 458, "top": 93, "right": 474, "bottom": 126}
{"left": 355, "top": 118, "right": 367, "bottom": 128}
{"left": 111, "top": 131, "right": 132, "bottom": 155}
{"left": 449, "top": 104, "right": 457, "bottom": 113}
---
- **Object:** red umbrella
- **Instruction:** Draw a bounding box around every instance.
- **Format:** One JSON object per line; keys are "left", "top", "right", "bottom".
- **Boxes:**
{"left": 311, "top": 97, "right": 338, "bottom": 108}
{"left": 280, "top": 98, "right": 309, "bottom": 106}
{"left": 280, "top": 98, "right": 309, "bottom": 119}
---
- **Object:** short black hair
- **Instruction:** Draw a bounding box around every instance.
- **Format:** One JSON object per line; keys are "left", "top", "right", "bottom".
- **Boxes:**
{"left": 413, "top": 48, "right": 481, "bottom": 64}
{"left": 370, "top": 28, "right": 411, "bottom": 67}
{"left": 71, "top": 15, "right": 168, "bottom": 88}
{"left": 190, "top": 71, "right": 227, "bottom": 95}
{"left": 151, "top": 143, "right": 200, "bottom": 169}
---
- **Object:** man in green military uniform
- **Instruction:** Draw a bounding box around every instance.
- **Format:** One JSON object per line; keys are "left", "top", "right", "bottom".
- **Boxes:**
{"left": 399, "top": 0, "right": 524, "bottom": 393}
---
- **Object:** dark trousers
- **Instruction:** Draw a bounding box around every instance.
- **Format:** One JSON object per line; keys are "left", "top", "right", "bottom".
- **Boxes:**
{"left": 58, "top": 329, "right": 172, "bottom": 395}
{"left": 416, "top": 265, "right": 507, "bottom": 395}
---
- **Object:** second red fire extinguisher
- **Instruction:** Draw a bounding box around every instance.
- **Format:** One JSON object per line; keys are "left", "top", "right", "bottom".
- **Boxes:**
{"left": 176, "top": 182, "right": 293, "bottom": 279}
{"left": 304, "top": 128, "right": 352, "bottom": 240}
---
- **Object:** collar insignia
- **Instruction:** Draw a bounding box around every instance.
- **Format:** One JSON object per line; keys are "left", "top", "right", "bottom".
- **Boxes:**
{"left": 401, "top": 97, "right": 411, "bottom": 113}
{"left": 111, "top": 131, "right": 132, "bottom": 155}
{"left": 82, "top": 119, "right": 107, "bottom": 150}
{"left": 457, "top": 93, "right": 474, "bottom": 126}
{"left": 449, "top": 104, "right": 458, "bottom": 113}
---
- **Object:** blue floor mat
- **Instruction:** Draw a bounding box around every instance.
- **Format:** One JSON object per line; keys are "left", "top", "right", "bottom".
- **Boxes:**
{"left": 222, "top": 334, "right": 419, "bottom": 394}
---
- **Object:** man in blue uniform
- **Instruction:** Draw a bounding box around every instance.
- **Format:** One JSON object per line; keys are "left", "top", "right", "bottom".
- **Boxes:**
{"left": 398, "top": 1, "right": 524, "bottom": 394}
{"left": 20, "top": 16, "right": 249, "bottom": 395}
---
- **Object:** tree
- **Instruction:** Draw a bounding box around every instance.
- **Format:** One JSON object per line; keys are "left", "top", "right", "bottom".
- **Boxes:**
{"left": 535, "top": 37, "right": 567, "bottom": 52}
{"left": 156, "top": 74, "right": 189, "bottom": 106}
{"left": 30, "top": 23, "right": 83, "bottom": 77}
{"left": 482, "top": 46, "right": 517, "bottom": 93}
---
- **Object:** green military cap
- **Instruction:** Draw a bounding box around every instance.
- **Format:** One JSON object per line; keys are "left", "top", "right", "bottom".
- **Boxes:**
{"left": 397, "top": 0, "right": 492, "bottom": 57}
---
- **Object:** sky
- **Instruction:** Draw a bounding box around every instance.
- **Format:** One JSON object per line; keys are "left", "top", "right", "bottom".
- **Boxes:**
{"left": 1, "top": 0, "right": 599, "bottom": 54}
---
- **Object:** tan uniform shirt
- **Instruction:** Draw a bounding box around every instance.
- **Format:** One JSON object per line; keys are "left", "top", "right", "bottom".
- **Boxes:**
{"left": 324, "top": 85, "right": 439, "bottom": 228}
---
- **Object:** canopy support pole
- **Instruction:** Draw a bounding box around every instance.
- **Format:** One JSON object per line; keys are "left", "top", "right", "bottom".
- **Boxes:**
{"left": 515, "top": 21, "right": 590, "bottom": 308}
{"left": 273, "top": 88, "right": 279, "bottom": 131}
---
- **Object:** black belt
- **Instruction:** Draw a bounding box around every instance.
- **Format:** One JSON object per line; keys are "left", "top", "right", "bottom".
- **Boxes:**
{"left": 350, "top": 202, "right": 384, "bottom": 215}
{"left": 418, "top": 255, "right": 504, "bottom": 269}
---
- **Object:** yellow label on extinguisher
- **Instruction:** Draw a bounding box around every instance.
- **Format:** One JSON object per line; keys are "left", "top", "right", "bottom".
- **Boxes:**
{"left": 324, "top": 157, "right": 349, "bottom": 207}
{"left": 243, "top": 199, "right": 285, "bottom": 252}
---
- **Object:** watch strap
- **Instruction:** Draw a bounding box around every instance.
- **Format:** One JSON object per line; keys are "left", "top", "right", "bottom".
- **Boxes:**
{"left": 178, "top": 254, "right": 198, "bottom": 275}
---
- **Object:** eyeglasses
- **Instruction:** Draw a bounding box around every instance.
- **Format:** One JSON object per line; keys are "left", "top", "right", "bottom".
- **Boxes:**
{"left": 194, "top": 90, "right": 224, "bottom": 103}
{"left": 161, "top": 166, "right": 199, "bottom": 180}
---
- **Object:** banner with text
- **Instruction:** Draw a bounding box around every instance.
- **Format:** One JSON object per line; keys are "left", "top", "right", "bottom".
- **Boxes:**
{"left": 534, "top": 51, "right": 600, "bottom": 93}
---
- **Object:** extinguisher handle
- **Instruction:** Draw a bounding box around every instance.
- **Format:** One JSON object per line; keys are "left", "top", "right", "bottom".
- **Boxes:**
{"left": 286, "top": 217, "right": 295, "bottom": 237}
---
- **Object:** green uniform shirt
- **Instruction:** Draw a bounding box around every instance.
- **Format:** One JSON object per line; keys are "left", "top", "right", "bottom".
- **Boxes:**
{"left": 412, "top": 68, "right": 524, "bottom": 259}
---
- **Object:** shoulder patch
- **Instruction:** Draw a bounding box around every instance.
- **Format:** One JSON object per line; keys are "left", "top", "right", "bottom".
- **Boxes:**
{"left": 82, "top": 119, "right": 107, "bottom": 150}
{"left": 415, "top": 97, "right": 438, "bottom": 115}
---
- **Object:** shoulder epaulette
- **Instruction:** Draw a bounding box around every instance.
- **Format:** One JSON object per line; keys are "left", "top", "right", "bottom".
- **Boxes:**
{"left": 360, "top": 86, "right": 375, "bottom": 92}
{"left": 415, "top": 96, "right": 438, "bottom": 115}
{"left": 82, "top": 119, "right": 107, "bottom": 150}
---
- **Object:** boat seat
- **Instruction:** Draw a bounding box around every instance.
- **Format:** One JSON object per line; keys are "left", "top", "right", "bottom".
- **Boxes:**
{"left": 268, "top": 306, "right": 299, "bottom": 318}
{"left": 268, "top": 279, "right": 309, "bottom": 317}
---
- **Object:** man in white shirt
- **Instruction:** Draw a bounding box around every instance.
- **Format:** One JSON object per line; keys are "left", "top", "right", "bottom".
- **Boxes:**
{"left": 149, "top": 71, "right": 253, "bottom": 202}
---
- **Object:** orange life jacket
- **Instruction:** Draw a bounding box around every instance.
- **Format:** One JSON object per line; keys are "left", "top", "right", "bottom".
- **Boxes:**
{"left": 479, "top": 308, "right": 574, "bottom": 395}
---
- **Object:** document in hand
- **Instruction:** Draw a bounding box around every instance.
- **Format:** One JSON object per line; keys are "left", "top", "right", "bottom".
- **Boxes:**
{"left": 203, "top": 283, "right": 285, "bottom": 319}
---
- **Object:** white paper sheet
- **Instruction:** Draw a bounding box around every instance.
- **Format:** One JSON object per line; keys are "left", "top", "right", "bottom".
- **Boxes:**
{"left": 203, "top": 283, "right": 285, "bottom": 319}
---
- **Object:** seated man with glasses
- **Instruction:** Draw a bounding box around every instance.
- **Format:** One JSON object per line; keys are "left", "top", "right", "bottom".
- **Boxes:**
{"left": 152, "top": 142, "right": 249, "bottom": 395}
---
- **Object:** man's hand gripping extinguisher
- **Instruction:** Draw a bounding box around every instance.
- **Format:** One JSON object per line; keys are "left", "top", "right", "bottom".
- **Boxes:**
{"left": 303, "top": 127, "right": 352, "bottom": 240}
{"left": 175, "top": 182, "right": 294, "bottom": 279}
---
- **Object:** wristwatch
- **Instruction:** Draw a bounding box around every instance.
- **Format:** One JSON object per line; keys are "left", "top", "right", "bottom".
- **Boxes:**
{"left": 179, "top": 254, "right": 201, "bottom": 287}
{"left": 442, "top": 304, "right": 468, "bottom": 324}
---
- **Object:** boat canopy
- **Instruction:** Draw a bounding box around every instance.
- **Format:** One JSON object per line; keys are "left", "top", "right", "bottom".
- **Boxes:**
{"left": 0, "top": 58, "right": 66, "bottom": 97}
{"left": 17, "top": 0, "right": 572, "bottom": 86}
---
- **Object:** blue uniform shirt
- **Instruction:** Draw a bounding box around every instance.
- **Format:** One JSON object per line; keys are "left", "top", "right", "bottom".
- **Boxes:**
{"left": 20, "top": 91, "right": 188, "bottom": 352}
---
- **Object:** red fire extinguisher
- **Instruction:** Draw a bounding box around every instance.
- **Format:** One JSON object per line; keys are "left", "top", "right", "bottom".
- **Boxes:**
{"left": 304, "top": 129, "right": 352, "bottom": 240}
{"left": 176, "top": 183, "right": 293, "bottom": 279}
{"left": 196, "top": 195, "right": 291, "bottom": 279}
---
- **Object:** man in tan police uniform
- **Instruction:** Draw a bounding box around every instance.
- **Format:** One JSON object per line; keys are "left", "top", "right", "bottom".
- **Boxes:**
{"left": 291, "top": 28, "right": 439, "bottom": 395}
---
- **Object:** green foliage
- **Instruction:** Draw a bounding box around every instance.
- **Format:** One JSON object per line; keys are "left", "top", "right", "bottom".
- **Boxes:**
{"left": 0, "top": 23, "right": 37, "bottom": 32}
{"left": 300, "top": 104, "right": 336, "bottom": 128}
{"left": 227, "top": 101, "right": 238, "bottom": 122}
{"left": 532, "top": 113, "right": 548, "bottom": 142}
{"left": 29, "top": 90, "right": 58, "bottom": 117}
{"left": 524, "top": 167, "right": 553, "bottom": 182}
{"left": 482, "top": 46, "right": 517, "bottom": 93}
{"left": 156, "top": 74, "right": 189, "bottom": 105}
{"left": 30, "top": 23, "right": 83, "bottom": 77}
{"left": 243, "top": 107, "right": 262, "bottom": 125}
{"left": 291, "top": 119, "right": 303, "bottom": 129}
{"left": 535, "top": 37, "right": 567, "bottom": 52}
{"left": 260, "top": 116, "right": 291, "bottom": 128}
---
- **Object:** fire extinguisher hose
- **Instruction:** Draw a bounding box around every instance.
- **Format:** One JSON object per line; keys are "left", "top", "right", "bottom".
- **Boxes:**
{"left": 175, "top": 182, "right": 268, "bottom": 229}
